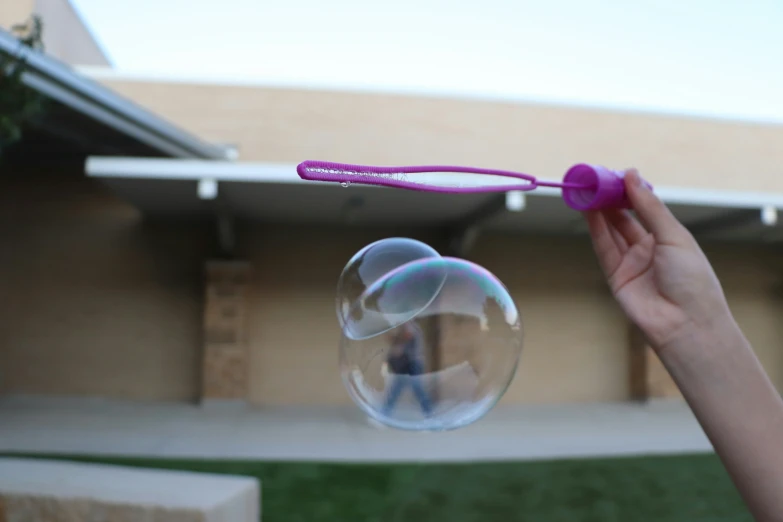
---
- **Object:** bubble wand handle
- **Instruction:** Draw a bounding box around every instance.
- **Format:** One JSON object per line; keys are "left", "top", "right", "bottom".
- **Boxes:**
{"left": 560, "top": 164, "right": 654, "bottom": 211}
{"left": 296, "top": 161, "right": 653, "bottom": 211}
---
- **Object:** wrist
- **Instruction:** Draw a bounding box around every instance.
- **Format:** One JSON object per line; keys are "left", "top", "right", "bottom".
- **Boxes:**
{"left": 655, "top": 313, "right": 755, "bottom": 397}
{"left": 656, "top": 309, "right": 745, "bottom": 364}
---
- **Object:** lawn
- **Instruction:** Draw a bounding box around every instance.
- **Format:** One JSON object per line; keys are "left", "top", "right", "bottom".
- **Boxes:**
{"left": 3, "top": 453, "right": 752, "bottom": 522}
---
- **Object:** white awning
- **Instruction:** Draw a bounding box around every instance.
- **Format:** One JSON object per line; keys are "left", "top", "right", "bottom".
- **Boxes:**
{"left": 86, "top": 157, "right": 783, "bottom": 243}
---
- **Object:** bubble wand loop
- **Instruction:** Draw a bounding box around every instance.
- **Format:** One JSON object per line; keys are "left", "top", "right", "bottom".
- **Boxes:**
{"left": 297, "top": 160, "right": 653, "bottom": 211}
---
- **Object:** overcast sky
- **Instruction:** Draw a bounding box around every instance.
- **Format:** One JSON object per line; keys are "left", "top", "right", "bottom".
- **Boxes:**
{"left": 71, "top": 0, "right": 783, "bottom": 123}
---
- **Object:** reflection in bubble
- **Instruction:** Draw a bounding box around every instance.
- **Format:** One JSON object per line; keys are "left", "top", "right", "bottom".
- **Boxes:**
{"left": 338, "top": 249, "right": 522, "bottom": 432}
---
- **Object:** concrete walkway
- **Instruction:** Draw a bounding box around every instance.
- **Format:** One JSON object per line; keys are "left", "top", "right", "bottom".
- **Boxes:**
{"left": 0, "top": 395, "right": 713, "bottom": 462}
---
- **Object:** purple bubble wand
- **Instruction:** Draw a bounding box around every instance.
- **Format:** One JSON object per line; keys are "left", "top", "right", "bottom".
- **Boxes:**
{"left": 297, "top": 160, "right": 653, "bottom": 211}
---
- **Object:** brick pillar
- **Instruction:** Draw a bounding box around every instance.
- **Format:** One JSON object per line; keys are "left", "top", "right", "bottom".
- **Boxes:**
{"left": 628, "top": 324, "right": 681, "bottom": 401}
{"left": 201, "top": 261, "right": 252, "bottom": 406}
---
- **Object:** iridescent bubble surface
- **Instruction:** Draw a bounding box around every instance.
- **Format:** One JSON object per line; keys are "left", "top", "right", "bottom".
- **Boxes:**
{"left": 338, "top": 244, "right": 522, "bottom": 431}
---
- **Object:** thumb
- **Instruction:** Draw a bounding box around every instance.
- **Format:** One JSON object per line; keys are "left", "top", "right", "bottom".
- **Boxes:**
{"left": 624, "top": 169, "right": 688, "bottom": 245}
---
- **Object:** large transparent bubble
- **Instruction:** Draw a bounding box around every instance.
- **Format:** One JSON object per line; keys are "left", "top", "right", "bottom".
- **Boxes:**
{"left": 337, "top": 239, "right": 522, "bottom": 431}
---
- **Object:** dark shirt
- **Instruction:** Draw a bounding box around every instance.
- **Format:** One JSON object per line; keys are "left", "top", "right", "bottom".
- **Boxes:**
{"left": 387, "top": 325, "right": 424, "bottom": 375}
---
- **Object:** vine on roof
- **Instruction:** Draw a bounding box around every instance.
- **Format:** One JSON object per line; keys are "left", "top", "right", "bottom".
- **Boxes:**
{"left": 0, "top": 15, "right": 47, "bottom": 158}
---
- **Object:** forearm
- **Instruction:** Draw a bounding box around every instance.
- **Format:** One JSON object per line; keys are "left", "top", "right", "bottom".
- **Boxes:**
{"left": 659, "top": 317, "right": 783, "bottom": 521}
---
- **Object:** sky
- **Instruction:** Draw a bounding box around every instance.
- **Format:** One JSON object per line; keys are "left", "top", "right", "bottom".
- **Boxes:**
{"left": 71, "top": 0, "right": 783, "bottom": 123}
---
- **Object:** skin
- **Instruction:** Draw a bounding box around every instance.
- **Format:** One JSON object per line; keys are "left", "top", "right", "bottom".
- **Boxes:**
{"left": 584, "top": 170, "right": 783, "bottom": 522}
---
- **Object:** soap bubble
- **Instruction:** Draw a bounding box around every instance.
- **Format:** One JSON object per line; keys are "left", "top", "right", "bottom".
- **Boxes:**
{"left": 337, "top": 238, "right": 444, "bottom": 340}
{"left": 337, "top": 241, "right": 522, "bottom": 431}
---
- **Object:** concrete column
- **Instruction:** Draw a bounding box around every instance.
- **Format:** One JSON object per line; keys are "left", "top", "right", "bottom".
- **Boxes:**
{"left": 201, "top": 261, "right": 252, "bottom": 407}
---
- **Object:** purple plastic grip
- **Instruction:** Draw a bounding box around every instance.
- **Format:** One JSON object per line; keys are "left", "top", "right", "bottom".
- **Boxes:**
{"left": 561, "top": 164, "right": 653, "bottom": 211}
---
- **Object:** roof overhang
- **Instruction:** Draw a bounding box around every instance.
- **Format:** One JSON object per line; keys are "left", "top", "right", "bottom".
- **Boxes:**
{"left": 0, "top": 28, "right": 230, "bottom": 161}
{"left": 86, "top": 156, "right": 783, "bottom": 244}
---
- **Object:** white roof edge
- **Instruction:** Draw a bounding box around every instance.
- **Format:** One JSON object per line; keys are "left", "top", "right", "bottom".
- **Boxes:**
{"left": 86, "top": 156, "right": 303, "bottom": 183}
{"left": 85, "top": 156, "right": 783, "bottom": 210}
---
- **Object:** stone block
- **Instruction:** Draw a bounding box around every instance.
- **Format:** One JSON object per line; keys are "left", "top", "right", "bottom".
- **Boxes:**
{"left": 0, "top": 458, "right": 260, "bottom": 522}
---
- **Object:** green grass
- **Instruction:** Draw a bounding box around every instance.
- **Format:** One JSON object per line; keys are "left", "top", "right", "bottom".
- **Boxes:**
{"left": 2, "top": 453, "right": 752, "bottom": 522}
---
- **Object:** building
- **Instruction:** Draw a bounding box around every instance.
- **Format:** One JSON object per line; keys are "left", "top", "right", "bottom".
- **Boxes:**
{"left": 2, "top": 0, "right": 783, "bottom": 415}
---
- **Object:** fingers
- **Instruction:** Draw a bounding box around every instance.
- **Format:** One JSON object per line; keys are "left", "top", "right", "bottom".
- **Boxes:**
{"left": 584, "top": 210, "right": 622, "bottom": 275}
{"left": 624, "top": 169, "right": 689, "bottom": 246}
{"left": 607, "top": 221, "right": 629, "bottom": 252}
{"left": 605, "top": 208, "right": 647, "bottom": 246}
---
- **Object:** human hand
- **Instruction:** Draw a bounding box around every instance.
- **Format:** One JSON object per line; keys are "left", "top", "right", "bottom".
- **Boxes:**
{"left": 584, "top": 170, "right": 734, "bottom": 353}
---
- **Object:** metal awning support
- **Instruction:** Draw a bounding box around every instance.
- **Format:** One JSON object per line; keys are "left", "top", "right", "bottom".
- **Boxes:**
{"left": 445, "top": 194, "right": 506, "bottom": 256}
{"left": 194, "top": 178, "right": 236, "bottom": 256}
{"left": 446, "top": 191, "right": 529, "bottom": 256}
{"left": 216, "top": 212, "right": 236, "bottom": 256}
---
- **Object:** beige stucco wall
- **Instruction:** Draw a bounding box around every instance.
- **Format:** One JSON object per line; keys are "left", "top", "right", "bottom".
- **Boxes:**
{"left": 92, "top": 77, "right": 783, "bottom": 193}
{"left": 242, "top": 226, "right": 629, "bottom": 406}
{"left": 0, "top": 169, "right": 209, "bottom": 400}
{"left": 242, "top": 225, "right": 783, "bottom": 406}
{"left": 0, "top": 0, "right": 35, "bottom": 29}
{"left": 1, "top": 170, "right": 781, "bottom": 404}
{"left": 2, "top": 75, "right": 781, "bottom": 405}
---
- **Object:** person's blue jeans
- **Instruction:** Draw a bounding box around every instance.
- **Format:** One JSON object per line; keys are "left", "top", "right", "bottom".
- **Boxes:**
{"left": 382, "top": 359, "right": 433, "bottom": 416}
